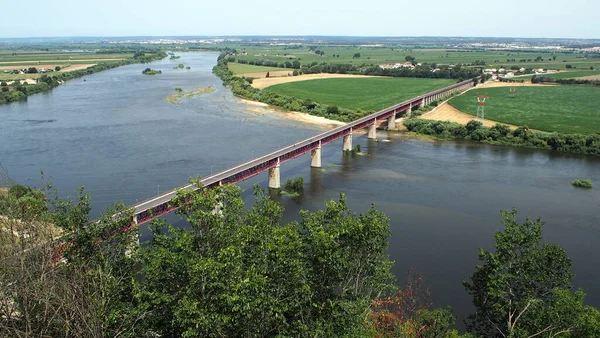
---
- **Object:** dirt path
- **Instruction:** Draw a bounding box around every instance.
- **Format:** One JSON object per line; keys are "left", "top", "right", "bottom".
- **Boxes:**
{"left": 421, "top": 102, "right": 517, "bottom": 129}
{"left": 251, "top": 73, "right": 379, "bottom": 90}
{"left": 238, "top": 70, "right": 292, "bottom": 79}
{"left": 476, "top": 81, "right": 556, "bottom": 88}
{"left": 60, "top": 64, "right": 95, "bottom": 72}
{"left": 0, "top": 59, "right": 124, "bottom": 65}
{"left": 574, "top": 75, "right": 600, "bottom": 81}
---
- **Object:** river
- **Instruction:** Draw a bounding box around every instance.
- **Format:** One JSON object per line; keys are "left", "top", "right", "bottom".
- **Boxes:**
{"left": 1, "top": 52, "right": 599, "bottom": 328}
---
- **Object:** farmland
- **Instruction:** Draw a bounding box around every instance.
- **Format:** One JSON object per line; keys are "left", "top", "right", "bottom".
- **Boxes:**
{"left": 535, "top": 70, "right": 600, "bottom": 80}
{"left": 222, "top": 45, "right": 600, "bottom": 71}
{"left": 227, "top": 63, "right": 287, "bottom": 75}
{"left": 264, "top": 77, "right": 455, "bottom": 111}
{"left": 447, "top": 86, "right": 600, "bottom": 134}
{"left": 0, "top": 50, "right": 132, "bottom": 81}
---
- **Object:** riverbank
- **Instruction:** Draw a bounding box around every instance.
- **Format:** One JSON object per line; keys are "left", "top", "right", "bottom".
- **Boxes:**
{"left": 239, "top": 98, "right": 346, "bottom": 128}
{"left": 0, "top": 51, "right": 168, "bottom": 105}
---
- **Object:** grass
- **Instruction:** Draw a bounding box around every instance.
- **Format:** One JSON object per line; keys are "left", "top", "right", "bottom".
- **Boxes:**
{"left": 220, "top": 44, "right": 600, "bottom": 70}
{"left": 228, "top": 63, "right": 288, "bottom": 75}
{"left": 264, "top": 77, "right": 455, "bottom": 111}
{"left": 536, "top": 70, "right": 600, "bottom": 80}
{"left": 164, "top": 86, "right": 215, "bottom": 104}
{"left": 448, "top": 86, "right": 600, "bottom": 134}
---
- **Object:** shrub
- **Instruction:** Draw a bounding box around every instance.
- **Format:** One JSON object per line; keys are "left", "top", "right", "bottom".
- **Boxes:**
{"left": 572, "top": 179, "right": 592, "bottom": 188}
{"left": 284, "top": 177, "right": 304, "bottom": 192}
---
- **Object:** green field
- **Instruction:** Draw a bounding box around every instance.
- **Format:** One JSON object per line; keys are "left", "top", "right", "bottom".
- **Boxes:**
{"left": 220, "top": 45, "right": 600, "bottom": 71}
{"left": 536, "top": 70, "right": 600, "bottom": 80}
{"left": 227, "top": 63, "right": 287, "bottom": 75}
{"left": 264, "top": 77, "right": 455, "bottom": 111}
{"left": 448, "top": 86, "right": 600, "bottom": 134}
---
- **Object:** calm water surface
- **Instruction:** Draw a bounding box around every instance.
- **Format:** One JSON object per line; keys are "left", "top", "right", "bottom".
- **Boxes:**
{"left": 1, "top": 52, "right": 599, "bottom": 327}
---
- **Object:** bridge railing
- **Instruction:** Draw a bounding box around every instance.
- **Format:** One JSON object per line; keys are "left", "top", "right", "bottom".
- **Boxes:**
{"left": 132, "top": 78, "right": 476, "bottom": 218}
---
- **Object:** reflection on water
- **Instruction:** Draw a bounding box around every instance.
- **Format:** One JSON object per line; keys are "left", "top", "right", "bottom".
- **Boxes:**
{"left": 1, "top": 52, "right": 599, "bottom": 329}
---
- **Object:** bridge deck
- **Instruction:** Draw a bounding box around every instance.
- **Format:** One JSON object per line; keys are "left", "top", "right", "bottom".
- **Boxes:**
{"left": 132, "top": 79, "right": 475, "bottom": 224}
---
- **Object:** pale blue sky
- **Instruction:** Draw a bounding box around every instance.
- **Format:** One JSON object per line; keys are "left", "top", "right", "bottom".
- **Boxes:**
{"left": 1, "top": 0, "right": 598, "bottom": 39}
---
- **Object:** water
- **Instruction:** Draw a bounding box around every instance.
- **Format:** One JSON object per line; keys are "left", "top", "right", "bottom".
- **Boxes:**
{"left": 1, "top": 52, "right": 599, "bottom": 328}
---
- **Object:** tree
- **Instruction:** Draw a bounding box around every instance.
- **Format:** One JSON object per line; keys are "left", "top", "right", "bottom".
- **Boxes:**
{"left": 0, "top": 81, "right": 7, "bottom": 87}
{"left": 134, "top": 181, "right": 395, "bottom": 337}
{"left": 27, "top": 67, "right": 38, "bottom": 74}
{"left": 353, "top": 52, "right": 361, "bottom": 59}
{"left": 463, "top": 209, "right": 599, "bottom": 337}
{"left": 405, "top": 55, "right": 416, "bottom": 63}
{"left": 0, "top": 185, "right": 144, "bottom": 337}
{"left": 265, "top": 71, "right": 270, "bottom": 78}
{"left": 566, "top": 64, "right": 573, "bottom": 69}
{"left": 553, "top": 55, "right": 557, "bottom": 61}
{"left": 326, "top": 105, "right": 339, "bottom": 116}
{"left": 55, "top": 66, "right": 61, "bottom": 71}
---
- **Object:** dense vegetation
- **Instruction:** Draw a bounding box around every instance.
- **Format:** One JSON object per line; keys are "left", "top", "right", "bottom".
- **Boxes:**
{"left": 213, "top": 55, "right": 367, "bottom": 122}
{"left": 2, "top": 181, "right": 599, "bottom": 336}
{"left": 532, "top": 74, "right": 600, "bottom": 86}
{"left": 0, "top": 50, "right": 167, "bottom": 104}
{"left": 572, "top": 179, "right": 593, "bottom": 188}
{"left": 264, "top": 77, "right": 454, "bottom": 111}
{"left": 448, "top": 86, "right": 600, "bottom": 134}
{"left": 142, "top": 68, "right": 162, "bottom": 75}
{"left": 404, "top": 119, "right": 600, "bottom": 156}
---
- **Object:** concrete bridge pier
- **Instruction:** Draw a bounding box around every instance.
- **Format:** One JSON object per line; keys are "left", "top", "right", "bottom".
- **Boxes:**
{"left": 368, "top": 120, "right": 377, "bottom": 139}
{"left": 405, "top": 104, "right": 412, "bottom": 118}
{"left": 311, "top": 142, "right": 322, "bottom": 168}
{"left": 343, "top": 130, "right": 353, "bottom": 151}
{"left": 387, "top": 114, "right": 396, "bottom": 129}
{"left": 268, "top": 160, "right": 281, "bottom": 189}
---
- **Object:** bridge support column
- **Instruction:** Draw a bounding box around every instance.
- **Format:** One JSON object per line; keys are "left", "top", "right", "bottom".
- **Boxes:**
{"left": 368, "top": 121, "right": 377, "bottom": 139}
{"left": 405, "top": 105, "right": 412, "bottom": 118}
{"left": 311, "top": 142, "right": 322, "bottom": 168}
{"left": 269, "top": 161, "right": 281, "bottom": 189}
{"left": 387, "top": 115, "right": 396, "bottom": 129}
{"left": 343, "top": 130, "right": 353, "bottom": 151}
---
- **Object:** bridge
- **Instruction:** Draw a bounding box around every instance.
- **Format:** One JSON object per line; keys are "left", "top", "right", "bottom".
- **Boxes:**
{"left": 132, "top": 79, "right": 475, "bottom": 225}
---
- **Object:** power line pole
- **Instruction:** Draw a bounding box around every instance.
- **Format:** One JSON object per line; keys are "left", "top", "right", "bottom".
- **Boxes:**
{"left": 475, "top": 94, "right": 488, "bottom": 122}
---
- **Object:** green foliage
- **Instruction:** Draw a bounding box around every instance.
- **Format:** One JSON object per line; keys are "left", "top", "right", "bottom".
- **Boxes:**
{"left": 404, "top": 119, "right": 600, "bottom": 156}
{"left": 572, "top": 179, "right": 593, "bottom": 188}
{"left": 463, "top": 209, "right": 591, "bottom": 337}
{"left": 284, "top": 176, "right": 304, "bottom": 192}
{"left": 175, "top": 87, "right": 183, "bottom": 92}
{"left": 142, "top": 68, "right": 162, "bottom": 75}
{"left": 0, "top": 186, "right": 142, "bottom": 337}
{"left": 135, "top": 182, "right": 395, "bottom": 337}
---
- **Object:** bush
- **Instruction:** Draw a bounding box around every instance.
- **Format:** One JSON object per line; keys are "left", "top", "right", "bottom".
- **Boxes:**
{"left": 284, "top": 177, "right": 304, "bottom": 192}
{"left": 572, "top": 179, "right": 592, "bottom": 188}
{"left": 402, "top": 119, "right": 600, "bottom": 156}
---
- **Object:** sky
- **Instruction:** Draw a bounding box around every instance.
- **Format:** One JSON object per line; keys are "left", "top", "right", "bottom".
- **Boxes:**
{"left": 1, "top": 0, "right": 599, "bottom": 39}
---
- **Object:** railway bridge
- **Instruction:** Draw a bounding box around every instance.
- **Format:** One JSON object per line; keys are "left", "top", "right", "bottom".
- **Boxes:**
{"left": 131, "top": 79, "right": 475, "bottom": 225}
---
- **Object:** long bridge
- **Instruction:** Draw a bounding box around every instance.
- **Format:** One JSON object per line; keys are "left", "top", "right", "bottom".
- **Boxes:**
{"left": 131, "top": 79, "right": 475, "bottom": 225}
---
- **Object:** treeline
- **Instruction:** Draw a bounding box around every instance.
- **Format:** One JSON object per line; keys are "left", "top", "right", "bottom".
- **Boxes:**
{"left": 404, "top": 119, "right": 600, "bottom": 156}
{"left": 362, "top": 63, "right": 481, "bottom": 80}
{"left": 225, "top": 49, "right": 481, "bottom": 80}
{"left": 532, "top": 75, "right": 600, "bottom": 86}
{"left": 213, "top": 55, "right": 366, "bottom": 122}
{"left": 0, "top": 51, "right": 167, "bottom": 105}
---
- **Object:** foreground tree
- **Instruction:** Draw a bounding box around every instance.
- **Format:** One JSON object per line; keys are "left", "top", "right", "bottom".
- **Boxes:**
{"left": 464, "top": 209, "right": 600, "bottom": 337}
{"left": 135, "top": 181, "right": 395, "bottom": 337}
{"left": 0, "top": 185, "right": 144, "bottom": 338}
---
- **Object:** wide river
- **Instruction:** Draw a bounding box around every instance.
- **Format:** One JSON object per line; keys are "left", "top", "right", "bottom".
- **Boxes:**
{"left": 1, "top": 52, "right": 599, "bottom": 328}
